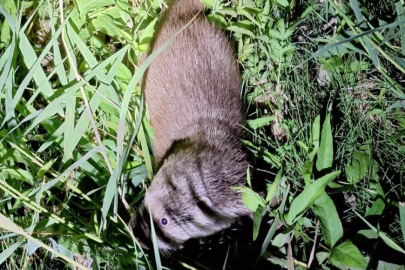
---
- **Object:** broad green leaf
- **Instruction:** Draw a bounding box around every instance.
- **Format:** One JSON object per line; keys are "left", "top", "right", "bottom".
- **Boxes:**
{"left": 365, "top": 198, "right": 385, "bottom": 217}
{"left": 266, "top": 167, "right": 284, "bottom": 203}
{"left": 215, "top": 8, "right": 237, "bottom": 18}
{"left": 227, "top": 21, "right": 255, "bottom": 37}
{"left": 301, "top": 161, "right": 313, "bottom": 186}
{"left": 316, "top": 113, "right": 333, "bottom": 171}
{"left": 200, "top": 0, "right": 214, "bottom": 8}
{"left": 276, "top": 0, "right": 289, "bottom": 8}
{"left": 234, "top": 186, "right": 265, "bottom": 212}
{"left": 115, "top": 63, "right": 132, "bottom": 83}
{"left": 272, "top": 232, "right": 289, "bottom": 247}
{"left": 316, "top": 252, "right": 330, "bottom": 265}
{"left": 91, "top": 14, "right": 124, "bottom": 38}
{"left": 35, "top": 158, "right": 57, "bottom": 181}
{"left": 247, "top": 115, "right": 275, "bottom": 129}
{"left": 313, "top": 193, "right": 343, "bottom": 248}
{"left": 285, "top": 170, "right": 340, "bottom": 225}
{"left": 253, "top": 205, "right": 265, "bottom": 240}
{"left": 237, "top": 7, "right": 262, "bottom": 28}
{"left": 207, "top": 14, "right": 227, "bottom": 29}
{"left": 346, "top": 152, "right": 370, "bottom": 184}
{"left": 357, "top": 229, "right": 378, "bottom": 239}
{"left": 309, "top": 114, "right": 320, "bottom": 161}
{"left": 3, "top": 168, "right": 34, "bottom": 185}
{"left": 75, "top": 0, "right": 114, "bottom": 16}
{"left": 330, "top": 240, "right": 367, "bottom": 270}
{"left": 139, "top": 18, "right": 158, "bottom": 51}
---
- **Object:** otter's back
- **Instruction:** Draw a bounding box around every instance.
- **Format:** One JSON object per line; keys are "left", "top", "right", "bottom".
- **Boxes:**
{"left": 144, "top": 0, "right": 243, "bottom": 162}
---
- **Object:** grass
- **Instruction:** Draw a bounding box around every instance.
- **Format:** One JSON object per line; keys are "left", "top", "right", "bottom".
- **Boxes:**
{"left": 0, "top": 0, "right": 405, "bottom": 269}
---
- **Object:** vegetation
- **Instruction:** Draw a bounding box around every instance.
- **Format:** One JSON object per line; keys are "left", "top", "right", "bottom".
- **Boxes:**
{"left": 0, "top": 0, "right": 405, "bottom": 269}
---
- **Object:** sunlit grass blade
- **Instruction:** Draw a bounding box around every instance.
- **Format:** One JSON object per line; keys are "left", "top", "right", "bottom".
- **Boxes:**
{"left": 13, "top": 14, "right": 71, "bottom": 108}
{"left": 63, "top": 45, "right": 127, "bottom": 162}
{"left": 300, "top": 18, "right": 405, "bottom": 67}
{"left": 28, "top": 146, "right": 101, "bottom": 197}
{"left": 0, "top": 214, "right": 88, "bottom": 270}
{"left": 0, "top": 239, "right": 24, "bottom": 264}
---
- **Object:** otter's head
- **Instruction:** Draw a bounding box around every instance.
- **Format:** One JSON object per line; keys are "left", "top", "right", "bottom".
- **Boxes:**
{"left": 131, "top": 143, "right": 249, "bottom": 251}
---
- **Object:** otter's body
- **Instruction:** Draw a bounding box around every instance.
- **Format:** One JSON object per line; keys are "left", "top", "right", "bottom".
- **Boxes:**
{"left": 133, "top": 0, "right": 251, "bottom": 251}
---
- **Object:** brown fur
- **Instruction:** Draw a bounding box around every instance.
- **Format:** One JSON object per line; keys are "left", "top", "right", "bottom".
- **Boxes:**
{"left": 132, "top": 0, "right": 251, "bottom": 251}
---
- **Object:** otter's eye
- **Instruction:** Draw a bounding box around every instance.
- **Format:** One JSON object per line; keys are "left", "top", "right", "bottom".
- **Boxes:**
{"left": 160, "top": 217, "right": 169, "bottom": 226}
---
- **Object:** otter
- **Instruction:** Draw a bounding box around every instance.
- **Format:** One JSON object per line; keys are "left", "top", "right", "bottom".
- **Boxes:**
{"left": 132, "top": 0, "right": 251, "bottom": 251}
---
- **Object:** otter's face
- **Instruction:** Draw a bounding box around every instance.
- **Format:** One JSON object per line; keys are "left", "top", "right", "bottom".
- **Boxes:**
{"left": 133, "top": 197, "right": 188, "bottom": 251}
{"left": 132, "top": 151, "right": 239, "bottom": 251}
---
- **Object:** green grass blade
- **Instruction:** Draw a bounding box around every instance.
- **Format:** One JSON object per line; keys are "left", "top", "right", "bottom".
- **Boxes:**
{"left": 138, "top": 124, "right": 153, "bottom": 179}
{"left": 400, "top": 202, "right": 405, "bottom": 246}
{"left": 0, "top": 46, "right": 11, "bottom": 74}
{"left": 147, "top": 198, "right": 162, "bottom": 270}
{"left": 266, "top": 167, "right": 284, "bottom": 203}
{"left": 300, "top": 19, "right": 405, "bottom": 67}
{"left": 37, "top": 120, "right": 65, "bottom": 153}
{"left": 0, "top": 109, "right": 41, "bottom": 143}
{"left": 4, "top": 68, "right": 15, "bottom": 127}
{"left": 349, "top": 0, "right": 380, "bottom": 68}
{"left": 23, "top": 45, "right": 127, "bottom": 136}
{"left": 28, "top": 146, "right": 101, "bottom": 197}
{"left": 63, "top": 47, "right": 127, "bottom": 162}
{"left": 316, "top": 113, "right": 333, "bottom": 171}
{"left": 353, "top": 210, "right": 405, "bottom": 254}
{"left": 48, "top": 2, "right": 68, "bottom": 86}
{"left": 258, "top": 216, "right": 280, "bottom": 259}
{"left": 396, "top": 1, "right": 405, "bottom": 55}
{"left": 0, "top": 7, "right": 16, "bottom": 32}
{"left": 0, "top": 239, "right": 24, "bottom": 264}
{"left": 0, "top": 213, "right": 89, "bottom": 269}
{"left": 285, "top": 170, "right": 341, "bottom": 225}
{"left": 13, "top": 16, "right": 70, "bottom": 103}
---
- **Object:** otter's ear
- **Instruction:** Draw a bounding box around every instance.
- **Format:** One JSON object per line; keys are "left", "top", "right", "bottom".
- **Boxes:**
{"left": 199, "top": 195, "right": 213, "bottom": 208}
